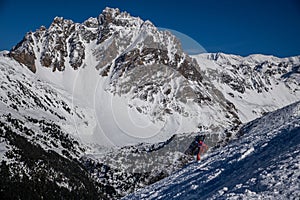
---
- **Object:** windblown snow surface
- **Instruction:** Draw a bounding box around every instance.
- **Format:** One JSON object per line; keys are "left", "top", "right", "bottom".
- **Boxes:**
{"left": 124, "top": 101, "right": 300, "bottom": 199}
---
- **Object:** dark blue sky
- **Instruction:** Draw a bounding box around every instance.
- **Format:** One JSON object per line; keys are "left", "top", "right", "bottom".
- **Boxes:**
{"left": 1, "top": 0, "right": 300, "bottom": 57}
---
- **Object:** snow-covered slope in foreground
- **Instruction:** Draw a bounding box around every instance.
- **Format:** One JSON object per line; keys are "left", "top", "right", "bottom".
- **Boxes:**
{"left": 124, "top": 101, "right": 300, "bottom": 199}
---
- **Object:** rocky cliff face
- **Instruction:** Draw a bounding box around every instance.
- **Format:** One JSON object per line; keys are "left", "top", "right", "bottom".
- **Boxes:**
{"left": 10, "top": 16, "right": 87, "bottom": 72}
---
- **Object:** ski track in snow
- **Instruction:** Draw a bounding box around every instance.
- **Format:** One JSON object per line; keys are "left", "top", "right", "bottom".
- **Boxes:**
{"left": 123, "top": 101, "right": 300, "bottom": 200}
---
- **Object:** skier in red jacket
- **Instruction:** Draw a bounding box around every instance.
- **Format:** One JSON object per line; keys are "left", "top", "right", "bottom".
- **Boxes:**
{"left": 196, "top": 138, "right": 209, "bottom": 161}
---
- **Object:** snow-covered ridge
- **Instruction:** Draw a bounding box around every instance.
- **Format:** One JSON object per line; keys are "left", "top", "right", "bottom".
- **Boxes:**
{"left": 192, "top": 53, "right": 300, "bottom": 122}
{"left": 198, "top": 52, "right": 300, "bottom": 68}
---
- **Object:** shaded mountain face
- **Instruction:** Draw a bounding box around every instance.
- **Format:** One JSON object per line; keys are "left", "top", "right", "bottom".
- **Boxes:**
{"left": 1, "top": 7, "right": 300, "bottom": 199}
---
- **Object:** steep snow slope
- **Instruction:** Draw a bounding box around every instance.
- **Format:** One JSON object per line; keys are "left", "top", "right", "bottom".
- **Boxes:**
{"left": 0, "top": 56, "right": 87, "bottom": 158}
{"left": 193, "top": 53, "right": 300, "bottom": 123}
{"left": 124, "top": 101, "right": 300, "bottom": 199}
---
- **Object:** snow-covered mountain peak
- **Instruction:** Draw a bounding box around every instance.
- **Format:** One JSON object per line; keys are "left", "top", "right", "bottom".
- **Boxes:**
{"left": 83, "top": 17, "right": 99, "bottom": 28}
{"left": 9, "top": 7, "right": 184, "bottom": 74}
{"left": 101, "top": 7, "right": 121, "bottom": 17}
{"left": 98, "top": 7, "right": 135, "bottom": 26}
